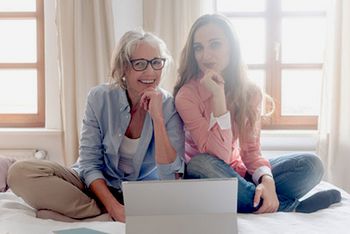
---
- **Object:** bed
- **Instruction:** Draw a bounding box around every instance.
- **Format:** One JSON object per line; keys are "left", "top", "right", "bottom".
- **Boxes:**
{"left": 0, "top": 181, "right": 349, "bottom": 234}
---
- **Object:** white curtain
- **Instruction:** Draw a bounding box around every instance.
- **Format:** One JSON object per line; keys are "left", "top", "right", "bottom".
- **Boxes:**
{"left": 317, "top": 0, "right": 350, "bottom": 192}
{"left": 56, "top": 0, "right": 115, "bottom": 166}
{"left": 143, "top": 0, "right": 213, "bottom": 92}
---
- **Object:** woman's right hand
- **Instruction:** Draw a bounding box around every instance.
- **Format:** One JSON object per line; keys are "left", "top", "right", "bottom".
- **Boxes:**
{"left": 200, "top": 70, "right": 227, "bottom": 117}
{"left": 107, "top": 201, "right": 126, "bottom": 222}
{"left": 253, "top": 175, "right": 279, "bottom": 214}
{"left": 89, "top": 179, "right": 126, "bottom": 222}
{"left": 200, "top": 70, "right": 225, "bottom": 96}
{"left": 140, "top": 87, "right": 164, "bottom": 122}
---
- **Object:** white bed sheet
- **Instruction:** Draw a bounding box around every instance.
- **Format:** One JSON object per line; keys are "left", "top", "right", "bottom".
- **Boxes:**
{"left": 0, "top": 181, "right": 349, "bottom": 234}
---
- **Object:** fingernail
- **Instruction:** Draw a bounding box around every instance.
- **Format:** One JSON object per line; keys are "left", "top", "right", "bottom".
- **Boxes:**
{"left": 254, "top": 202, "right": 258, "bottom": 207}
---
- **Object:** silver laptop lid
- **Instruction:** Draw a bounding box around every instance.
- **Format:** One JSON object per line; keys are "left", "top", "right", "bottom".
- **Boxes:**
{"left": 123, "top": 178, "right": 237, "bottom": 216}
{"left": 123, "top": 178, "right": 238, "bottom": 234}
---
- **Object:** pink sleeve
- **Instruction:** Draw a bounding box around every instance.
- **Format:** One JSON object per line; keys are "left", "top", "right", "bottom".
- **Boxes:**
{"left": 240, "top": 130, "right": 271, "bottom": 176}
{"left": 175, "top": 87, "right": 233, "bottom": 164}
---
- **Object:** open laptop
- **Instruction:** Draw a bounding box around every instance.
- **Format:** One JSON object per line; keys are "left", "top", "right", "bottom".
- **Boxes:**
{"left": 122, "top": 178, "right": 238, "bottom": 234}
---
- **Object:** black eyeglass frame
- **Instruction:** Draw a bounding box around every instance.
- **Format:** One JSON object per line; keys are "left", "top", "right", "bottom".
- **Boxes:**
{"left": 129, "top": 58, "right": 166, "bottom": 71}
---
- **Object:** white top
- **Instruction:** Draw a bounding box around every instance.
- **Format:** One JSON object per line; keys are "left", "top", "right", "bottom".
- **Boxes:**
{"left": 118, "top": 135, "right": 140, "bottom": 175}
{"left": 208, "top": 112, "right": 232, "bottom": 130}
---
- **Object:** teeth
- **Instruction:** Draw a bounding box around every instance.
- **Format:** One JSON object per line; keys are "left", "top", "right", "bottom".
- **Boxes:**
{"left": 139, "top": 80, "right": 155, "bottom": 84}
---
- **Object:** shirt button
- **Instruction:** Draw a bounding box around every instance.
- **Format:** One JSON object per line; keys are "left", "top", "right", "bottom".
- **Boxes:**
{"left": 118, "top": 133, "right": 122, "bottom": 137}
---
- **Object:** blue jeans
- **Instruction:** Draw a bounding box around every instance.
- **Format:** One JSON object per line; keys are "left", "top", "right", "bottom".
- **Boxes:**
{"left": 185, "top": 153, "right": 324, "bottom": 213}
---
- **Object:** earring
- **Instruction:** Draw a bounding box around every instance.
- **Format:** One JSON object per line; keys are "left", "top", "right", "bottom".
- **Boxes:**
{"left": 121, "top": 77, "right": 127, "bottom": 89}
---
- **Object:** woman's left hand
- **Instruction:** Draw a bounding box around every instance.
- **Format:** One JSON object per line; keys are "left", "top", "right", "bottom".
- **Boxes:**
{"left": 140, "top": 87, "right": 164, "bottom": 121}
{"left": 253, "top": 175, "right": 279, "bottom": 213}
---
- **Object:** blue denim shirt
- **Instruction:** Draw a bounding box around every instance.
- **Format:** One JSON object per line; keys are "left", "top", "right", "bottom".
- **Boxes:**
{"left": 72, "top": 84, "right": 184, "bottom": 189}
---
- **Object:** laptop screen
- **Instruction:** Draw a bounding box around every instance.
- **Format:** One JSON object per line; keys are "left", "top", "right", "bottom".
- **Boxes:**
{"left": 122, "top": 178, "right": 238, "bottom": 234}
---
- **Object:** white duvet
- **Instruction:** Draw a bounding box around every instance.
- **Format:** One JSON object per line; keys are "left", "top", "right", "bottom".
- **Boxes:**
{"left": 0, "top": 181, "right": 349, "bottom": 234}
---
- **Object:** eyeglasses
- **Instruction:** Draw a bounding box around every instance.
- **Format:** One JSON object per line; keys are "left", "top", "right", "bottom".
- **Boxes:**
{"left": 129, "top": 58, "right": 166, "bottom": 71}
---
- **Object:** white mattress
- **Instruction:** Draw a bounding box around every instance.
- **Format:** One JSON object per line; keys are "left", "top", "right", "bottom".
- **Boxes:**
{"left": 0, "top": 181, "right": 349, "bottom": 234}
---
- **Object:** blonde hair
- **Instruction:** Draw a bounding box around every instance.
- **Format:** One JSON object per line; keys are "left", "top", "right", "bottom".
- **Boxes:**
{"left": 174, "top": 14, "right": 264, "bottom": 140}
{"left": 109, "top": 30, "right": 172, "bottom": 89}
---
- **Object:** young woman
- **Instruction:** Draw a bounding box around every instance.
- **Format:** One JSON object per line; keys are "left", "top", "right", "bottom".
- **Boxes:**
{"left": 8, "top": 30, "right": 184, "bottom": 222}
{"left": 174, "top": 14, "right": 341, "bottom": 213}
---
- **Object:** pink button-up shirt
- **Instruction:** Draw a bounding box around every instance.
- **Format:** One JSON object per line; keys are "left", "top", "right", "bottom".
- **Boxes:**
{"left": 175, "top": 78, "right": 271, "bottom": 184}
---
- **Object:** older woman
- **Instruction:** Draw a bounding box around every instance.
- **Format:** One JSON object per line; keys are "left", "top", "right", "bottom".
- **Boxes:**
{"left": 8, "top": 30, "right": 184, "bottom": 222}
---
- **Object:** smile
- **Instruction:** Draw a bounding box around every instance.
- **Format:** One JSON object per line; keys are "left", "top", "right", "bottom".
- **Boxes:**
{"left": 139, "top": 79, "right": 156, "bottom": 84}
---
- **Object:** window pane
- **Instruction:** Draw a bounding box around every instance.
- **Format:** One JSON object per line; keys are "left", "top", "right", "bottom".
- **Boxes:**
{"left": 0, "top": 0, "right": 36, "bottom": 12}
{"left": 0, "top": 20, "right": 37, "bottom": 63}
{"left": 247, "top": 69, "right": 265, "bottom": 92}
{"left": 282, "top": 0, "right": 328, "bottom": 12}
{"left": 281, "top": 70, "right": 322, "bottom": 116}
{"left": 281, "top": 18, "right": 326, "bottom": 63}
{"left": 217, "top": 0, "right": 265, "bottom": 12}
{"left": 230, "top": 18, "right": 266, "bottom": 64}
{"left": 0, "top": 69, "right": 37, "bottom": 113}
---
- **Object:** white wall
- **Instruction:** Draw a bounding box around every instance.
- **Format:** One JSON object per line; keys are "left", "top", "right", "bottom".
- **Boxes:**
{"left": 261, "top": 130, "right": 318, "bottom": 158}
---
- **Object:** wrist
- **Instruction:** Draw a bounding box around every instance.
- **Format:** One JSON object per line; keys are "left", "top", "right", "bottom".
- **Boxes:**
{"left": 212, "top": 89, "right": 225, "bottom": 100}
{"left": 152, "top": 115, "right": 165, "bottom": 125}
{"left": 260, "top": 174, "right": 274, "bottom": 184}
{"left": 106, "top": 199, "right": 123, "bottom": 212}
{"left": 212, "top": 94, "right": 227, "bottom": 117}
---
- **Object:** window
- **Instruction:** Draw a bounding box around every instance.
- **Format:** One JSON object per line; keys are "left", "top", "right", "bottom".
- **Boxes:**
{"left": 0, "top": 0, "right": 45, "bottom": 127}
{"left": 215, "top": 0, "right": 328, "bottom": 129}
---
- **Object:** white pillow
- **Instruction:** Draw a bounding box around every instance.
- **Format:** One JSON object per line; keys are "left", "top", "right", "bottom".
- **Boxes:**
{"left": 0, "top": 157, "right": 16, "bottom": 192}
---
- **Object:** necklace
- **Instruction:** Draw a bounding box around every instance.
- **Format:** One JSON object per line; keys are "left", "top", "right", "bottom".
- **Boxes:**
{"left": 130, "top": 106, "right": 138, "bottom": 115}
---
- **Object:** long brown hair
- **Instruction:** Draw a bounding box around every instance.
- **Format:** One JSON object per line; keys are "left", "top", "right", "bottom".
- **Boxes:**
{"left": 174, "top": 14, "right": 262, "bottom": 140}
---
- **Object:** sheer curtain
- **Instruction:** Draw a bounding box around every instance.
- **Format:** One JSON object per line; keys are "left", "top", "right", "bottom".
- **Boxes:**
{"left": 317, "top": 0, "right": 350, "bottom": 192}
{"left": 143, "top": 0, "right": 213, "bottom": 92}
{"left": 56, "top": 0, "right": 115, "bottom": 166}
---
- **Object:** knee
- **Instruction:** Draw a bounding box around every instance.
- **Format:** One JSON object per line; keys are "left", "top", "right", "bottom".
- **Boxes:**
{"left": 187, "top": 154, "right": 220, "bottom": 173}
{"left": 186, "top": 153, "right": 231, "bottom": 179}
{"left": 7, "top": 160, "right": 33, "bottom": 189}
{"left": 302, "top": 153, "right": 324, "bottom": 182}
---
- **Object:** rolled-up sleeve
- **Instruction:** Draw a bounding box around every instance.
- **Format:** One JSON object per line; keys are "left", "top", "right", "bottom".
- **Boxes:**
{"left": 157, "top": 100, "right": 185, "bottom": 179}
{"left": 175, "top": 87, "right": 233, "bottom": 164}
{"left": 240, "top": 88, "right": 271, "bottom": 183}
{"left": 157, "top": 156, "right": 183, "bottom": 179}
{"left": 78, "top": 90, "right": 106, "bottom": 187}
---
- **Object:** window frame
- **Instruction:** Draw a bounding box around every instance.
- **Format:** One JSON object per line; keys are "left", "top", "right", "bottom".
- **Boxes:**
{"left": 0, "top": 0, "right": 45, "bottom": 127}
{"left": 215, "top": 0, "right": 326, "bottom": 130}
